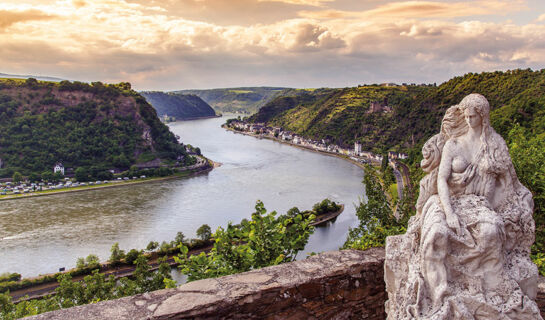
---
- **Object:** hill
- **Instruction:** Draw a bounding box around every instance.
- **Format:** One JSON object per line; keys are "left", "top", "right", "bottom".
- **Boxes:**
{"left": 175, "top": 87, "right": 290, "bottom": 114}
{"left": 0, "top": 78, "right": 190, "bottom": 178}
{"left": 248, "top": 69, "right": 545, "bottom": 154}
{"left": 140, "top": 91, "right": 216, "bottom": 120}
{"left": 248, "top": 85, "right": 435, "bottom": 151}
{"left": 0, "top": 73, "right": 64, "bottom": 82}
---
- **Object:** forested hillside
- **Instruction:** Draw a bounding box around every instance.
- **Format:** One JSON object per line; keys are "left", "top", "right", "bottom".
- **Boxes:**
{"left": 249, "top": 69, "right": 545, "bottom": 155}
{"left": 0, "top": 78, "right": 187, "bottom": 178}
{"left": 175, "top": 87, "right": 289, "bottom": 114}
{"left": 140, "top": 91, "right": 216, "bottom": 120}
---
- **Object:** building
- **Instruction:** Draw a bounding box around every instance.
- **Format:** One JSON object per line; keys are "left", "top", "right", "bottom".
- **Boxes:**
{"left": 354, "top": 141, "right": 362, "bottom": 154}
{"left": 54, "top": 163, "right": 65, "bottom": 175}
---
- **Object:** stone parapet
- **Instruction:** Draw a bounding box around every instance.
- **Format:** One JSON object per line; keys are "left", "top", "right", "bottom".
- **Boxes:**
{"left": 27, "top": 248, "right": 545, "bottom": 319}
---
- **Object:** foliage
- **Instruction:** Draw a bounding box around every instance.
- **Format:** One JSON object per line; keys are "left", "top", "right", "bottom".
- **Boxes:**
{"left": 140, "top": 92, "right": 216, "bottom": 120}
{"left": 109, "top": 243, "right": 125, "bottom": 266}
{"left": 507, "top": 124, "right": 545, "bottom": 255}
{"left": 176, "top": 200, "right": 316, "bottom": 282}
{"left": 311, "top": 198, "right": 340, "bottom": 215}
{"left": 196, "top": 224, "right": 212, "bottom": 241}
{"left": 146, "top": 241, "right": 159, "bottom": 251}
{"left": 0, "top": 253, "right": 173, "bottom": 320}
{"left": 0, "top": 273, "right": 21, "bottom": 283}
{"left": 125, "top": 249, "right": 141, "bottom": 265}
{"left": 173, "top": 232, "right": 186, "bottom": 246}
{"left": 0, "top": 79, "right": 187, "bottom": 178}
{"left": 11, "top": 172, "right": 22, "bottom": 183}
{"left": 343, "top": 166, "right": 413, "bottom": 250}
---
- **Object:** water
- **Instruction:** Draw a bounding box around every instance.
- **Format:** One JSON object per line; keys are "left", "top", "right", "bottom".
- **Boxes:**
{"left": 0, "top": 115, "right": 364, "bottom": 277}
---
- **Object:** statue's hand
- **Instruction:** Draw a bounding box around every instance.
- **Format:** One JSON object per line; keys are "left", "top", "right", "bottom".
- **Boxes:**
{"left": 445, "top": 210, "right": 461, "bottom": 236}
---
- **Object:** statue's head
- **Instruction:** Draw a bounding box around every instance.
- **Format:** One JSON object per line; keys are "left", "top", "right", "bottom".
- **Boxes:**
{"left": 441, "top": 93, "right": 491, "bottom": 139}
{"left": 459, "top": 93, "right": 490, "bottom": 129}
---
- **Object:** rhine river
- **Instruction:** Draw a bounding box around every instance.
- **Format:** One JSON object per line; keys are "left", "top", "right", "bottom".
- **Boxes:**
{"left": 0, "top": 115, "right": 364, "bottom": 277}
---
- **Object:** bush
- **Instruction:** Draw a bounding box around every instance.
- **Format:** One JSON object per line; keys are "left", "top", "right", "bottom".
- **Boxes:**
{"left": 0, "top": 273, "right": 21, "bottom": 283}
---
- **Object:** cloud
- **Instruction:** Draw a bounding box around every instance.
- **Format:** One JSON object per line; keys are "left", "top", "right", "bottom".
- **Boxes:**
{"left": 1, "top": 0, "right": 544, "bottom": 90}
{"left": 299, "top": 0, "right": 527, "bottom": 20}
{"left": 0, "top": 9, "right": 54, "bottom": 30}
{"left": 258, "top": 0, "right": 334, "bottom": 7}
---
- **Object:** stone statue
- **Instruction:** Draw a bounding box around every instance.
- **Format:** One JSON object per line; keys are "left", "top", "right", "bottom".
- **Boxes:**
{"left": 384, "top": 94, "right": 542, "bottom": 319}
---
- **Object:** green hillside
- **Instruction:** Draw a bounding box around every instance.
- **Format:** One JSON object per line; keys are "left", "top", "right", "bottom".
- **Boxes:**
{"left": 249, "top": 69, "right": 545, "bottom": 153}
{"left": 175, "top": 87, "right": 290, "bottom": 114}
{"left": 248, "top": 85, "right": 435, "bottom": 150}
{"left": 0, "top": 78, "right": 189, "bottom": 178}
{"left": 140, "top": 91, "right": 216, "bottom": 120}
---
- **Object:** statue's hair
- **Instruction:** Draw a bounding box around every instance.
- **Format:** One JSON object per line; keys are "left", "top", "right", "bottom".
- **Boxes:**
{"left": 440, "top": 105, "right": 466, "bottom": 139}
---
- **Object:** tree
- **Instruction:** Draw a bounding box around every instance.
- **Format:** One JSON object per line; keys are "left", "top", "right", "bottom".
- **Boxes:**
{"left": 76, "top": 257, "right": 86, "bottom": 270}
{"left": 85, "top": 254, "right": 100, "bottom": 270}
{"left": 176, "top": 200, "right": 316, "bottom": 281}
{"left": 28, "top": 172, "right": 40, "bottom": 183}
{"left": 109, "top": 243, "right": 125, "bottom": 265}
{"left": 146, "top": 241, "right": 159, "bottom": 251}
{"left": 75, "top": 167, "right": 89, "bottom": 182}
{"left": 174, "top": 232, "right": 185, "bottom": 245}
{"left": 125, "top": 249, "right": 141, "bottom": 265}
{"left": 12, "top": 171, "right": 22, "bottom": 183}
{"left": 53, "top": 172, "right": 64, "bottom": 182}
{"left": 41, "top": 170, "right": 53, "bottom": 182}
{"left": 196, "top": 224, "right": 212, "bottom": 241}
{"left": 343, "top": 165, "right": 407, "bottom": 251}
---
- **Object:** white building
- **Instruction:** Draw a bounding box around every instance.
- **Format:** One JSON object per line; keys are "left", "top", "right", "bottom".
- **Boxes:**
{"left": 354, "top": 141, "right": 362, "bottom": 154}
{"left": 54, "top": 163, "right": 64, "bottom": 175}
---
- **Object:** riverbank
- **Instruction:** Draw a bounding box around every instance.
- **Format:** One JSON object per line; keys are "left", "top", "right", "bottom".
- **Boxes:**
{"left": 0, "top": 158, "right": 215, "bottom": 202}
{"left": 223, "top": 126, "right": 377, "bottom": 170}
{"left": 8, "top": 203, "right": 342, "bottom": 302}
{"left": 8, "top": 242, "right": 214, "bottom": 302}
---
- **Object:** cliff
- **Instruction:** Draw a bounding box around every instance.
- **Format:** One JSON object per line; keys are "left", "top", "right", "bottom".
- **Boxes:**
{"left": 139, "top": 92, "right": 216, "bottom": 120}
{"left": 0, "top": 78, "right": 187, "bottom": 177}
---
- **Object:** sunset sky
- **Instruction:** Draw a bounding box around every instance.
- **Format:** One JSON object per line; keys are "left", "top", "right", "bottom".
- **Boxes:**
{"left": 2, "top": 0, "right": 545, "bottom": 90}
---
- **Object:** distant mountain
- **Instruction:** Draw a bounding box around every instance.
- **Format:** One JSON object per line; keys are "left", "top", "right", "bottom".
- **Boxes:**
{"left": 0, "top": 78, "right": 188, "bottom": 177}
{"left": 0, "top": 73, "right": 64, "bottom": 82}
{"left": 174, "top": 87, "right": 291, "bottom": 114}
{"left": 140, "top": 91, "right": 216, "bottom": 120}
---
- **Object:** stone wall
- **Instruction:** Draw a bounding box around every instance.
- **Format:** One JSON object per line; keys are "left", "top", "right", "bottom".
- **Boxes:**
{"left": 29, "top": 248, "right": 545, "bottom": 319}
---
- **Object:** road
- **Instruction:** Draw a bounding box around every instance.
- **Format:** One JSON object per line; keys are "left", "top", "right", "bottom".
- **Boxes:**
{"left": 392, "top": 168, "right": 403, "bottom": 200}
{"left": 10, "top": 244, "right": 213, "bottom": 302}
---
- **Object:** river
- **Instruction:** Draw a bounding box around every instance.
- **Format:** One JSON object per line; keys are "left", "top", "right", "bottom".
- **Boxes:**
{"left": 0, "top": 115, "right": 364, "bottom": 277}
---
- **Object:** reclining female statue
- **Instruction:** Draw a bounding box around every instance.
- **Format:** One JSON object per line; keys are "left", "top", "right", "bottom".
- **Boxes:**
{"left": 384, "top": 93, "right": 542, "bottom": 319}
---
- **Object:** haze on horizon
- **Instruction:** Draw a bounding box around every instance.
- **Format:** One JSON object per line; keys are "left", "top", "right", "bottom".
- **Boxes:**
{"left": 1, "top": 0, "right": 545, "bottom": 91}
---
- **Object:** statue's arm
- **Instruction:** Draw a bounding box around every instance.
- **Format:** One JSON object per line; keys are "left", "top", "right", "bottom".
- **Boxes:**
{"left": 438, "top": 140, "right": 461, "bottom": 234}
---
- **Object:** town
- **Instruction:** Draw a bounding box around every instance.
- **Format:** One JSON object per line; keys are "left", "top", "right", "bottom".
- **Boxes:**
{"left": 224, "top": 119, "right": 408, "bottom": 164}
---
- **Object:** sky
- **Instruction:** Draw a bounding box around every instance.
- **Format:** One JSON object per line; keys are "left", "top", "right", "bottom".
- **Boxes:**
{"left": 1, "top": 0, "right": 545, "bottom": 90}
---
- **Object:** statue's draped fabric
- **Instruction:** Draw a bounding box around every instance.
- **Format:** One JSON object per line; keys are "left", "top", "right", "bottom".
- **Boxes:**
{"left": 385, "top": 94, "right": 542, "bottom": 319}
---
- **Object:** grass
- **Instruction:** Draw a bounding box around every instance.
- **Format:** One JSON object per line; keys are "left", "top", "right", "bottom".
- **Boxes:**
{"left": 229, "top": 90, "right": 253, "bottom": 94}
{"left": 389, "top": 183, "right": 398, "bottom": 203}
